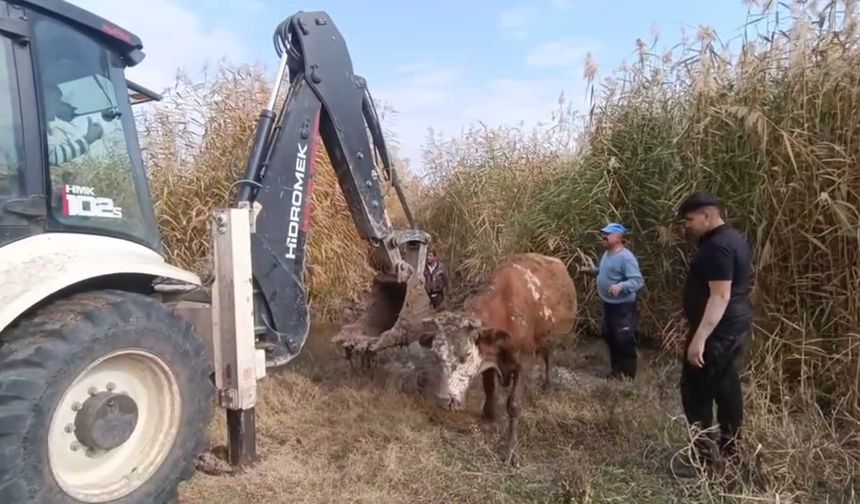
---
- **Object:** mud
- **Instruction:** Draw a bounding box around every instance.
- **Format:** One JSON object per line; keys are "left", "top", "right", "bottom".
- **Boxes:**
{"left": 332, "top": 268, "right": 435, "bottom": 358}
{"left": 288, "top": 320, "right": 443, "bottom": 399}
{"left": 297, "top": 318, "right": 600, "bottom": 401}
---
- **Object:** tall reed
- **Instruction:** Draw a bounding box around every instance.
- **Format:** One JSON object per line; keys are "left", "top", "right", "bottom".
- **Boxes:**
{"left": 418, "top": 0, "right": 860, "bottom": 434}
{"left": 138, "top": 63, "right": 412, "bottom": 317}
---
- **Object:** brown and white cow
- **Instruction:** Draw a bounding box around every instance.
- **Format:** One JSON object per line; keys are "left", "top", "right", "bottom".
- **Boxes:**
{"left": 416, "top": 253, "right": 577, "bottom": 465}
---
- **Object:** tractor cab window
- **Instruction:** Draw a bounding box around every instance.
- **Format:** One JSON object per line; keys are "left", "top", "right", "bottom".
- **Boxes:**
{"left": 0, "top": 28, "right": 22, "bottom": 200}
{"left": 30, "top": 13, "right": 159, "bottom": 248}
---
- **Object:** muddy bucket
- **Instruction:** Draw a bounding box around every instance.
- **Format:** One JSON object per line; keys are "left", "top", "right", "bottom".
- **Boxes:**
{"left": 333, "top": 265, "right": 435, "bottom": 364}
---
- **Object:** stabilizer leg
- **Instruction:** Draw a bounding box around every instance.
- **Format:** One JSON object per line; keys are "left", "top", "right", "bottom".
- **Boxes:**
{"left": 210, "top": 208, "right": 266, "bottom": 468}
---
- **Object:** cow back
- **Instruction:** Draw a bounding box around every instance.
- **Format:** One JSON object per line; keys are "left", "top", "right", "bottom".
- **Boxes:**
{"left": 466, "top": 253, "right": 577, "bottom": 353}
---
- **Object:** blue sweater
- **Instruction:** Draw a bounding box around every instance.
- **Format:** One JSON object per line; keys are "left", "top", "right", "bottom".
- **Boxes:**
{"left": 595, "top": 247, "right": 644, "bottom": 304}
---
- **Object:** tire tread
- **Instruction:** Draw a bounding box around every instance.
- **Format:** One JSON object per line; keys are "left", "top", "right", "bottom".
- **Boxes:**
{"left": 0, "top": 289, "right": 213, "bottom": 504}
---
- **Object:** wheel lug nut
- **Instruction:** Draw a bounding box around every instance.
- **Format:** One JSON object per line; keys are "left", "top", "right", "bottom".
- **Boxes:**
{"left": 64, "top": 423, "right": 74, "bottom": 433}
{"left": 72, "top": 402, "right": 82, "bottom": 411}
{"left": 70, "top": 441, "right": 80, "bottom": 451}
{"left": 106, "top": 382, "right": 116, "bottom": 391}
{"left": 88, "top": 386, "right": 98, "bottom": 396}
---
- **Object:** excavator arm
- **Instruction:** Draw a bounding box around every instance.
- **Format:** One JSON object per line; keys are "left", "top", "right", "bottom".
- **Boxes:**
{"left": 234, "top": 11, "right": 431, "bottom": 367}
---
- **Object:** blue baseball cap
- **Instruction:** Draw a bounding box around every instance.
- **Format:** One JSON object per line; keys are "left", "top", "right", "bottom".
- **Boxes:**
{"left": 600, "top": 222, "right": 628, "bottom": 234}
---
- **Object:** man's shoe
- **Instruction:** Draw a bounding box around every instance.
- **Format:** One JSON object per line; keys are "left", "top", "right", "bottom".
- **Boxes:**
{"left": 669, "top": 451, "right": 701, "bottom": 480}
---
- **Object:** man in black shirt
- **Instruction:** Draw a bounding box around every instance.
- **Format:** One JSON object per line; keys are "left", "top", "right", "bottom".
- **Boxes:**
{"left": 674, "top": 191, "right": 753, "bottom": 475}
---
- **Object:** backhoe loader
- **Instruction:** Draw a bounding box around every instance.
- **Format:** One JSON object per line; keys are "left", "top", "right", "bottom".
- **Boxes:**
{"left": 0, "top": 1, "right": 431, "bottom": 502}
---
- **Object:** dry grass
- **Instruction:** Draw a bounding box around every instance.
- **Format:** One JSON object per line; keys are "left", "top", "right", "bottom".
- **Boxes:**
{"left": 139, "top": 1, "right": 860, "bottom": 500}
{"left": 178, "top": 325, "right": 855, "bottom": 503}
{"left": 416, "top": 109, "right": 577, "bottom": 281}
{"left": 140, "top": 64, "right": 267, "bottom": 273}
{"left": 177, "top": 325, "right": 673, "bottom": 504}
{"left": 137, "top": 63, "right": 415, "bottom": 318}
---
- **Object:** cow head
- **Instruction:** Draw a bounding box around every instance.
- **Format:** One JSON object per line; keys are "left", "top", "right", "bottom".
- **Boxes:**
{"left": 417, "top": 311, "right": 511, "bottom": 411}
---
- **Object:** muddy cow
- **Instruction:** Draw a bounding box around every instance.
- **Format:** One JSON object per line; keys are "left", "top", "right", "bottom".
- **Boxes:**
{"left": 417, "top": 253, "right": 577, "bottom": 465}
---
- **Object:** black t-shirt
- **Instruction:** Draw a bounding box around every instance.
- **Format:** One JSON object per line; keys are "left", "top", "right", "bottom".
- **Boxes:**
{"left": 682, "top": 224, "right": 753, "bottom": 333}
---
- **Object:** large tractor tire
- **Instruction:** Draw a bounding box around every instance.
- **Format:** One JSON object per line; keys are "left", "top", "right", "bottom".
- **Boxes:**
{"left": 0, "top": 289, "right": 214, "bottom": 503}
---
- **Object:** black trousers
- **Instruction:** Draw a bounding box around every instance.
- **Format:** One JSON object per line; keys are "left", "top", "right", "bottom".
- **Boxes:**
{"left": 601, "top": 301, "right": 638, "bottom": 379}
{"left": 428, "top": 291, "right": 444, "bottom": 309}
{"left": 680, "top": 324, "right": 749, "bottom": 459}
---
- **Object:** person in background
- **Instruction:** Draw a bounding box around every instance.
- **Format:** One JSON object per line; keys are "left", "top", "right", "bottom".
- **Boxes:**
{"left": 672, "top": 191, "right": 753, "bottom": 477}
{"left": 585, "top": 222, "right": 645, "bottom": 380}
{"left": 424, "top": 249, "right": 447, "bottom": 309}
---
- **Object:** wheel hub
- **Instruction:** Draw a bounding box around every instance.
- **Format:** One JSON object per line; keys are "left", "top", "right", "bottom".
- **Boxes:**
{"left": 48, "top": 348, "right": 182, "bottom": 502}
{"left": 74, "top": 392, "right": 139, "bottom": 451}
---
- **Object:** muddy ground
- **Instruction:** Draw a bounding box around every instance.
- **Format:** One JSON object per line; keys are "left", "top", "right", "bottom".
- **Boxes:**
{"left": 176, "top": 323, "right": 750, "bottom": 503}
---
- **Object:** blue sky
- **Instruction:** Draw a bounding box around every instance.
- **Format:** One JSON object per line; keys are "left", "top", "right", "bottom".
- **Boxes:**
{"left": 70, "top": 0, "right": 760, "bottom": 173}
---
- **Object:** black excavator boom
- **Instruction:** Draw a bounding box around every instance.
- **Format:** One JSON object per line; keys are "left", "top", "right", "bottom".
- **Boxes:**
{"left": 236, "top": 11, "right": 431, "bottom": 367}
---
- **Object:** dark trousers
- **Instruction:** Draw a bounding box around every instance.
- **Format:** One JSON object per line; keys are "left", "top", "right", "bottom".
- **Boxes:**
{"left": 680, "top": 325, "right": 749, "bottom": 459}
{"left": 601, "top": 301, "right": 638, "bottom": 379}
{"left": 429, "top": 291, "right": 444, "bottom": 309}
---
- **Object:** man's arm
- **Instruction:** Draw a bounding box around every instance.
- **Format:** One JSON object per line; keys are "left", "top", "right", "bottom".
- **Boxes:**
{"left": 47, "top": 118, "right": 102, "bottom": 166}
{"left": 618, "top": 253, "right": 644, "bottom": 293}
{"left": 48, "top": 135, "right": 89, "bottom": 166}
{"left": 687, "top": 246, "right": 734, "bottom": 367}
{"left": 580, "top": 254, "right": 601, "bottom": 277}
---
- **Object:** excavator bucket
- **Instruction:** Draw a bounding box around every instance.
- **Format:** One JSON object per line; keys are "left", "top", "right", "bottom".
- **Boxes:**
{"left": 333, "top": 244, "right": 434, "bottom": 364}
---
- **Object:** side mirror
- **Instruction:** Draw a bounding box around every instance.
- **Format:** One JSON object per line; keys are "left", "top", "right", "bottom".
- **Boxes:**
{"left": 101, "top": 107, "right": 122, "bottom": 122}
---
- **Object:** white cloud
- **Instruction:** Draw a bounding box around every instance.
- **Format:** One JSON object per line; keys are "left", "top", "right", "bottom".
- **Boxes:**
{"left": 66, "top": 0, "right": 249, "bottom": 92}
{"left": 497, "top": 7, "right": 535, "bottom": 40}
{"left": 526, "top": 39, "right": 592, "bottom": 69}
{"left": 459, "top": 77, "right": 569, "bottom": 128}
{"left": 373, "top": 62, "right": 589, "bottom": 174}
{"left": 376, "top": 62, "right": 462, "bottom": 114}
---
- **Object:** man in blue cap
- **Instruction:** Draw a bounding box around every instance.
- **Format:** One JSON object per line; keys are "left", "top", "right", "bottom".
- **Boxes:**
{"left": 585, "top": 222, "right": 645, "bottom": 379}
